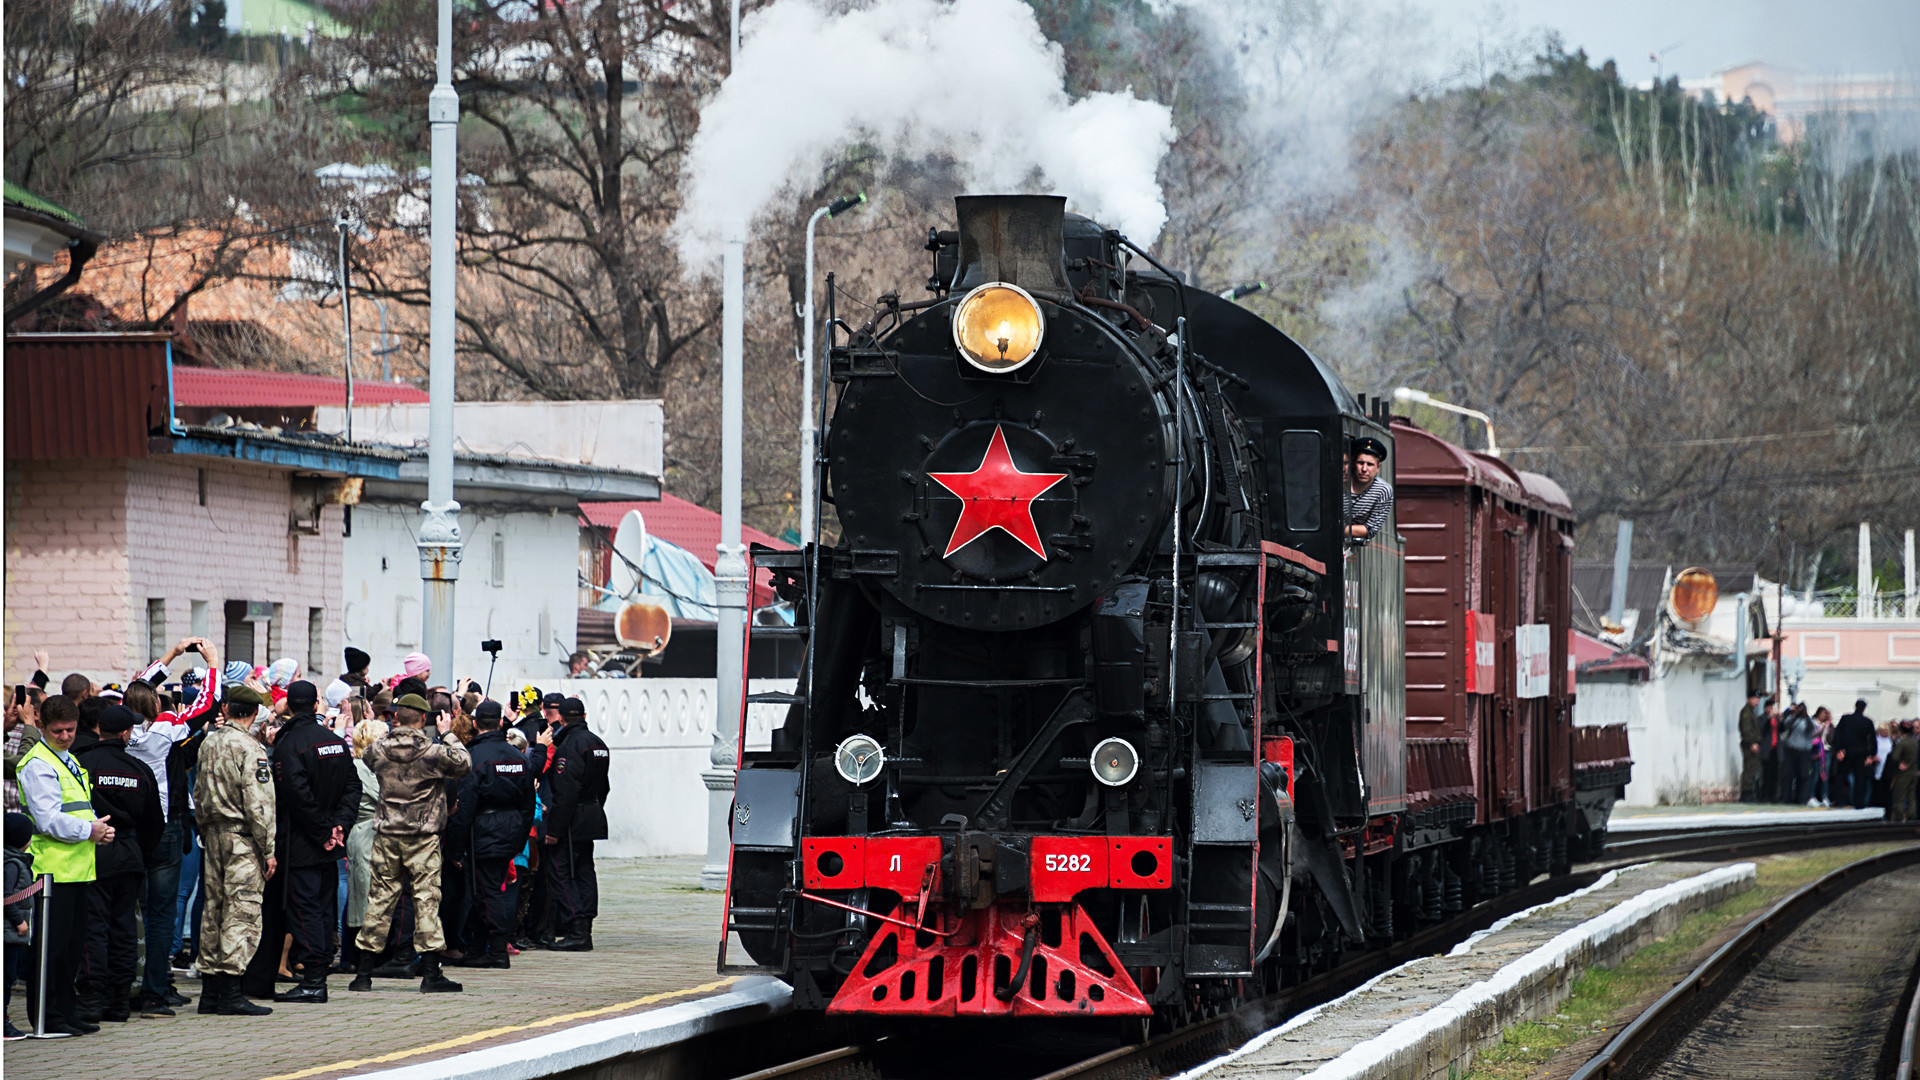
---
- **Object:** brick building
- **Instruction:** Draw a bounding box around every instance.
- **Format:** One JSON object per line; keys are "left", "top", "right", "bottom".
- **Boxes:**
{"left": 5, "top": 333, "right": 400, "bottom": 683}
{"left": 5, "top": 335, "right": 664, "bottom": 690}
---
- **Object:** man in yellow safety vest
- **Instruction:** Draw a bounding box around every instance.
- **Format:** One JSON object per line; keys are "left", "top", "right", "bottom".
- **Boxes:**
{"left": 18, "top": 695, "right": 114, "bottom": 1036}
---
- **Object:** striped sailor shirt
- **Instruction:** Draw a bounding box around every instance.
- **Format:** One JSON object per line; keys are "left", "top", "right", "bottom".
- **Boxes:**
{"left": 1343, "top": 477, "right": 1394, "bottom": 547}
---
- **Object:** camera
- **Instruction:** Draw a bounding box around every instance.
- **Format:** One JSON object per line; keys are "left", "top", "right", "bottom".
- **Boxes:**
{"left": 480, "top": 639, "right": 503, "bottom": 656}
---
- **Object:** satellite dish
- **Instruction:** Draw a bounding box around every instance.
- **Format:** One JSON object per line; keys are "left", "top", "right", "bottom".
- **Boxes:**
{"left": 615, "top": 598, "right": 673, "bottom": 656}
{"left": 610, "top": 510, "right": 647, "bottom": 600}
{"left": 1669, "top": 567, "right": 1719, "bottom": 625}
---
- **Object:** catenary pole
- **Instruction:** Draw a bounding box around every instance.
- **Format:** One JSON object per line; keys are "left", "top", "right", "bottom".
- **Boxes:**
{"left": 417, "top": 0, "right": 462, "bottom": 685}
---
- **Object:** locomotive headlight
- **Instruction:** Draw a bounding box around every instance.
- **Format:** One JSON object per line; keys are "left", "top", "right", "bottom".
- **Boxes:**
{"left": 952, "top": 282, "right": 1044, "bottom": 373}
{"left": 834, "top": 733, "right": 886, "bottom": 786}
{"left": 1090, "top": 737, "right": 1140, "bottom": 787}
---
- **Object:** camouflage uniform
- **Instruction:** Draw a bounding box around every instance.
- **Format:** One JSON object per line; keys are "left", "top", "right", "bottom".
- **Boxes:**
{"left": 355, "top": 726, "right": 471, "bottom": 954}
{"left": 1889, "top": 734, "right": 1919, "bottom": 823}
{"left": 194, "top": 723, "right": 277, "bottom": 976}
{"left": 1737, "top": 703, "right": 1764, "bottom": 800}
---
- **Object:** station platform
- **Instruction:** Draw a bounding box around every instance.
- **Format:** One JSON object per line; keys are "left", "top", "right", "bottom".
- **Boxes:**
{"left": 3, "top": 856, "right": 758, "bottom": 1080}
{"left": 1609, "top": 803, "right": 1884, "bottom": 832}
{"left": 1177, "top": 860, "right": 1757, "bottom": 1080}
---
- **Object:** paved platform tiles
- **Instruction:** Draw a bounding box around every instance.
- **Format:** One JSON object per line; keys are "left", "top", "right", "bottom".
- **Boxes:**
{"left": 4, "top": 855, "right": 734, "bottom": 1080}
{"left": 1180, "top": 860, "right": 1755, "bottom": 1080}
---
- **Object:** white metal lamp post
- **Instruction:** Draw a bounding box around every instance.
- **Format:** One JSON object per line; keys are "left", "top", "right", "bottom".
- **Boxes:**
{"left": 702, "top": 219, "right": 748, "bottom": 891}
{"left": 417, "top": 0, "right": 463, "bottom": 683}
{"left": 800, "top": 192, "right": 865, "bottom": 542}
{"left": 1391, "top": 386, "right": 1500, "bottom": 459}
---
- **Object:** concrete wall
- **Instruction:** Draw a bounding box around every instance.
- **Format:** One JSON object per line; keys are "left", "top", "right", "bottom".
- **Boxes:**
{"left": 5, "top": 457, "right": 343, "bottom": 686}
{"left": 342, "top": 502, "right": 581, "bottom": 690}
{"left": 1574, "top": 657, "right": 1743, "bottom": 805}
{"left": 561, "top": 676, "right": 793, "bottom": 857}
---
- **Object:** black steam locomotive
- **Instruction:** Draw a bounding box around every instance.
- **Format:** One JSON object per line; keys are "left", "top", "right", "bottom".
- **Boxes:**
{"left": 719, "top": 194, "right": 1615, "bottom": 1023}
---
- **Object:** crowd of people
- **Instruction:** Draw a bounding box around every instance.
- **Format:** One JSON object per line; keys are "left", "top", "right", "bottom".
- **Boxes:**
{"left": 1738, "top": 693, "right": 1919, "bottom": 819}
{"left": 2, "top": 639, "right": 611, "bottom": 1038}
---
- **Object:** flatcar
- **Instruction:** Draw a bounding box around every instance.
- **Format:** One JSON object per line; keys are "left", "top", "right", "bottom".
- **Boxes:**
{"left": 719, "top": 194, "right": 1630, "bottom": 1024}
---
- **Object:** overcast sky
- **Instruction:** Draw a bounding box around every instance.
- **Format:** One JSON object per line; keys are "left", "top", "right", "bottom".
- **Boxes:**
{"left": 1414, "top": 0, "right": 1920, "bottom": 85}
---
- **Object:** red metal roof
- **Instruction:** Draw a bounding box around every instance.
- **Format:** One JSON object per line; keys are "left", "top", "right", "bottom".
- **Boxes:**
{"left": 580, "top": 495, "right": 792, "bottom": 568}
{"left": 5, "top": 334, "right": 170, "bottom": 459}
{"left": 1573, "top": 630, "right": 1650, "bottom": 677}
{"left": 172, "top": 366, "right": 429, "bottom": 408}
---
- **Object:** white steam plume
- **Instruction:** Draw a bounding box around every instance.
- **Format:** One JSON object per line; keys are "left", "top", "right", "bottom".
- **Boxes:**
{"left": 673, "top": 0, "right": 1176, "bottom": 268}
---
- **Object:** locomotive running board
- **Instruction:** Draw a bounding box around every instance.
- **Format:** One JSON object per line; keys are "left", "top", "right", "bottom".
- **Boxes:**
{"left": 826, "top": 902, "right": 1151, "bottom": 1017}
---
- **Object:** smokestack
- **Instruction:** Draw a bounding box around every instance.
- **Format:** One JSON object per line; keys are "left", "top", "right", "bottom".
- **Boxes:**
{"left": 1608, "top": 519, "right": 1633, "bottom": 628}
{"left": 951, "top": 195, "right": 1070, "bottom": 298}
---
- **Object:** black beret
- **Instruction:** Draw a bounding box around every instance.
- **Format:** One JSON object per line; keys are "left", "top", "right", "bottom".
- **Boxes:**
{"left": 99, "top": 704, "right": 140, "bottom": 734}
{"left": 1351, "top": 436, "right": 1387, "bottom": 461}
{"left": 286, "top": 680, "right": 319, "bottom": 709}
{"left": 561, "top": 697, "right": 586, "bottom": 719}
{"left": 475, "top": 700, "right": 504, "bottom": 722}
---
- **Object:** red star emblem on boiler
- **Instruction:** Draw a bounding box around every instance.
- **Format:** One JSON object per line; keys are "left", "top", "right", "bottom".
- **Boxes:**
{"left": 928, "top": 425, "right": 1070, "bottom": 559}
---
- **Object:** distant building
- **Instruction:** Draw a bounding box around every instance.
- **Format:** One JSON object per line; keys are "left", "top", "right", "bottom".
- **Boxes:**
{"left": 1677, "top": 60, "right": 1919, "bottom": 143}
{"left": 1571, "top": 562, "right": 1773, "bottom": 805}
{"left": 1777, "top": 593, "right": 1920, "bottom": 722}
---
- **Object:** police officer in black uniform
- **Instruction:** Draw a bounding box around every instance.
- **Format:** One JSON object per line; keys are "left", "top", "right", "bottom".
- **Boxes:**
{"left": 541, "top": 697, "right": 609, "bottom": 951}
{"left": 270, "top": 680, "right": 361, "bottom": 1003}
{"left": 74, "top": 705, "right": 163, "bottom": 1023}
{"left": 458, "top": 700, "right": 534, "bottom": 967}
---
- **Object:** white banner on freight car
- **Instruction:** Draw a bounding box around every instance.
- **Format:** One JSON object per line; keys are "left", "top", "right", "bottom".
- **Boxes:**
{"left": 1516, "top": 623, "right": 1552, "bottom": 699}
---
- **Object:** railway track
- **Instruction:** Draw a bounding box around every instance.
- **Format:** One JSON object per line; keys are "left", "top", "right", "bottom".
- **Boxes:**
{"left": 1568, "top": 844, "right": 1920, "bottom": 1080}
{"left": 713, "top": 822, "right": 1920, "bottom": 1080}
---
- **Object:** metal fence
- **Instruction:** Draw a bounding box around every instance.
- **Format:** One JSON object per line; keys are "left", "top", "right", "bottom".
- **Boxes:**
{"left": 1794, "top": 591, "right": 1920, "bottom": 619}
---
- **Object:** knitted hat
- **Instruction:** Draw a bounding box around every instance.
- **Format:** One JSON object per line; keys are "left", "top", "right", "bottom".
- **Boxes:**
{"left": 4, "top": 812, "right": 31, "bottom": 850}
{"left": 344, "top": 647, "right": 370, "bottom": 673}
{"left": 223, "top": 661, "right": 253, "bottom": 684}
{"left": 401, "top": 652, "right": 432, "bottom": 679}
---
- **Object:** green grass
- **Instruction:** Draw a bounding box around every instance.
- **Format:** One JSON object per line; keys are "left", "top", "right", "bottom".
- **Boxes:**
{"left": 1460, "top": 844, "right": 1910, "bottom": 1080}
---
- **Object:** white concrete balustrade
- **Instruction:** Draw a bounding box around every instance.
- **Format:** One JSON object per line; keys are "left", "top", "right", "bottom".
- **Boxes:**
{"left": 557, "top": 677, "right": 794, "bottom": 857}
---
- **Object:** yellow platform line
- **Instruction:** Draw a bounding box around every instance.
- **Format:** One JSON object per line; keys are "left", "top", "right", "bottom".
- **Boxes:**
{"left": 257, "top": 977, "right": 738, "bottom": 1080}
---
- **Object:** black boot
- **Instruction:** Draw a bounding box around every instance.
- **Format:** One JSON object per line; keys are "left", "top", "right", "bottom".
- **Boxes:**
{"left": 274, "top": 968, "right": 329, "bottom": 1004}
{"left": 348, "top": 954, "right": 375, "bottom": 993}
{"left": 418, "top": 952, "right": 463, "bottom": 994}
{"left": 101, "top": 987, "right": 131, "bottom": 1022}
{"left": 77, "top": 990, "right": 106, "bottom": 1023}
{"left": 370, "top": 950, "right": 417, "bottom": 979}
{"left": 477, "top": 932, "right": 512, "bottom": 969}
{"left": 198, "top": 974, "right": 224, "bottom": 1014}
{"left": 551, "top": 919, "right": 593, "bottom": 952}
{"left": 215, "top": 975, "right": 274, "bottom": 1016}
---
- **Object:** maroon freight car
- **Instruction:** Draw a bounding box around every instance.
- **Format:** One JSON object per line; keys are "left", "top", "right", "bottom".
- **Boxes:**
{"left": 1392, "top": 418, "right": 1629, "bottom": 887}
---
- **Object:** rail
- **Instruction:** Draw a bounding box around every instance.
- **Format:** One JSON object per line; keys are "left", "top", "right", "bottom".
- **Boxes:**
{"left": 1567, "top": 844, "right": 1920, "bottom": 1080}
